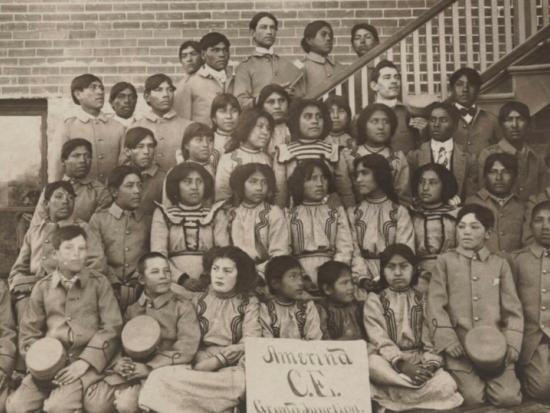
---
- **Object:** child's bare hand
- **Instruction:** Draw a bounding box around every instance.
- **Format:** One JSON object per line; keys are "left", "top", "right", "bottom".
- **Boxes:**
{"left": 54, "top": 359, "right": 89, "bottom": 385}
{"left": 221, "top": 345, "right": 244, "bottom": 365}
{"left": 397, "top": 360, "right": 432, "bottom": 385}
{"left": 445, "top": 342, "right": 464, "bottom": 358}
{"left": 409, "top": 117, "right": 428, "bottom": 131}
{"left": 124, "top": 362, "right": 151, "bottom": 381}
{"left": 113, "top": 357, "right": 134, "bottom": 377}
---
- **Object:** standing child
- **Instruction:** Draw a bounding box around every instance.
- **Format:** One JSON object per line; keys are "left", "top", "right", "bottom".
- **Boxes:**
{"left": 325, "top": 95, "right": 354, "bottom": 150}
{"left": 316, "top": 261, "right": 365, "bottom": 340}
{"left": 177, "top": 122, "right": 217, "bottom": 177}
{"left": 287, "top": 160, "right": 355, "bottom": 291}
{"left": 139, "top": 246, "right": 261, "bottom": 413}
{"left": 364, "top": 244, "right": 463, "bottom": 411}
{"left": 84, "top": 252, "right": 201, "bottom": 413}
{"left": 215, "top": 108, "right": 274, "bottom": 202}
{"left": 274, "top": 98, "right": 355, "bottom": 208}
{"left": 260, "top": 256, "right": 322, "bottom": 340}
{"left": 344, "top": 103, "right": 411, "bottom": 202}
{"left": 226, "top": 163, "right": 290, "bottom": 277}
{"left": 427, "top": 204, "right": 523, "bottom": 406}
{"left": 7, "top": 225, "right": 123, "bottom": 413}
{"left": 409, "top": 163, "right": 459, "bottom": 293}
{"left": 348, "top": 154, "right": 415, "bottom": 285}
{"left": 210, "top": 94, "right": 241, "bottom": 164}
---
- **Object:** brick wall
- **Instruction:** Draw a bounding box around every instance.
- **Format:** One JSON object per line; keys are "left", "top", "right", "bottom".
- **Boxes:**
{"left": 0, "top": 0, "right": 438, "bottom": 99}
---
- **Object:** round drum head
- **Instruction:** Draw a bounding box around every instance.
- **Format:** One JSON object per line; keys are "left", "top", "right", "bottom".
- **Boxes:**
{"left": 122, "top": 315, "right": 161, "bottom": 360}
{"left": 26, "top": 337, "right": 66, "bottom": 381}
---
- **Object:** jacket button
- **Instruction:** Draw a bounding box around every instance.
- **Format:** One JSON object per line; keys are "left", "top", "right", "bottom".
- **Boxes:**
{"left": 472, "top": 276, "right": 479, "bottom": 281}
{"left": 473, "top": 296, "right": 479, "bottom": 301}
{"left": 474, "top": 316, "right": 480, "bottom": 321}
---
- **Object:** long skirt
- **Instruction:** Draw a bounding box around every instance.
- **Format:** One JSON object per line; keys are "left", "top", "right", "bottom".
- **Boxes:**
{"left": 138, "top": 365, "right": 245, "bottom": 413}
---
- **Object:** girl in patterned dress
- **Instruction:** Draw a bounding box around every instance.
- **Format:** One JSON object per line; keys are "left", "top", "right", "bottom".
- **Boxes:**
{"left": 287, "top": 159, "right": 355, "bottom": 291}
{"left": 215, "top": 108, "right": 274, "bottom": 202}
{"left": 409, "top": 163, "right": 459, "bottom": 294}
{"left": 273, "top": 98, "right": 355, "bottom": 208}
{"left": 139, "top": 246, "right": 262, "bottom": 413}
{"left": 348, "top": 154, "right": 415, "bottom": 286}
{"left": 343, "top": 103, "right": 411, "bottom": 202}
{"left": 151, "top": 162, "right": 228, "bottom": 282}
{"left": 364, "top": 244, "right": 463, "bottom": 412}
{"left": 259, "top": 255, "right": 322, "bottom": 340}
{"left": 225, "top": 163, "right": 290, "bottom": 278}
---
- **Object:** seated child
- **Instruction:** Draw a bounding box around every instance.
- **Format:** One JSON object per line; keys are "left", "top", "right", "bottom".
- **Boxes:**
{"left": 364, "top": 244, "right": 463, "bottom": 412}
{"left": 7, "top": 225, "right": 123, "bottom": 413}
{"left": 84, "top": 252, "right": 201, "bottom": 413}
{"left": 428, "top": 204, "right": 524, "bottom": 407}
{"left": 325, "top": 95, "right": 354, "bottom": 150}
{"left": 260, "top": 256, "right": 322, "bottom": 340}
{"left": 226, "top": 163, "right": 290, "bottom": 278}
{"left": 138, "top": 246, "right": 261, "bottom": 413}
{"left": 210, "top": 93, "right": 241, "bottom": 163}
{"left": 511, "top": 200, "right": 550, "bottom": 401}
{"left": 316, "top": 261, "right": 365, "bottom": 340}
{"left": 177, "top": 122, "right": 217, "bottom": 177}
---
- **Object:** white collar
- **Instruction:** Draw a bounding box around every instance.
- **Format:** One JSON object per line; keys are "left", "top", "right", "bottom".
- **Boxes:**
{"left": 199, "top": 64, "right": 228, "bottom": 87}
{"left": 430, "top": 138, "right": 454, "bottom": 152}
{"left": 254, "top": 46, "right": 275, "bottom": 56}
{"left": 375, "top": 96, "right": 399, "bottom": 108}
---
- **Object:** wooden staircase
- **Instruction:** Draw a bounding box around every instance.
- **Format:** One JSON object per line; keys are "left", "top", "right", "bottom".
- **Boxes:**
{"left": 307, "top": 0, "right": 550, "bottom": 119}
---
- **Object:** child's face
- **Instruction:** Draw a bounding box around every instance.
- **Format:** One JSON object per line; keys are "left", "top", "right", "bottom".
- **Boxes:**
{"left": 303, "top": 166, "right": 328, "bottom": 203}
{"left": 54, "top": 235, "right": 87, "bottom": 275}
{"left": 212, "top": 104, "right": 239, "bottom": 133}
{"left": 180, "top": 46, "right": 202, "bottom": 75}
{"left": 299, "top": 105, "right": 324, "bottom": 140}
{"left": 365, "top": 109, "right": 391, "bottom": 146}
{"left": 485, "top": 160, "right": 514, "bottom": 198}
{"left": 275, "top": 267, "right": 304, "bottom": 300}
{"left": 46, "top": 187, "right": 75, "bottom": 222}
{"left": 354, "top": 164, "right": 378, "bottom": 196}
{"left": 329, "top": 104, "right": 349, "bottom": 134}
{"left": 246, "top": 117, "right": 271, "bottom": 150}
{"left": 244, "top": 171, "right": 269, "bottom": 204}
{"left": 457, "top": 213, "right": 490, "bottom": 250}
{"left": 178, "top": 170, "right": 205, "bottom": 206}
{"left": 531, "top": 208, "right": 550, "bottom": 248}
{"left": 383, "top": 254, "right": 414, "bottom": 290}
{"left": 145, "top": 81, "right": 174, "bottom": 114}
{"left": 113, "top": 174, "right": 142, "bottom": 210}
{"left": 418, "top": 170, "right": 443, "bottom": 206}
{"left": 127, "top": 135, "right": 156, "bottom": 170}
{"left": 141, "top": 257, "right": 172, "bottom": 297}
{"left": 306, "top": 26, "right": 333, "bottom": 56}
{"left": 211, "top": 257, "right": 238, "bottom": 293}
{"left": 185, "top": 135, "right": 213, "bottom": 163}
{"left": 262, "top": 92, "right": 288, "bottom": 122}
{"left": 326, "top": 271, "right": 355, "bottom": 303}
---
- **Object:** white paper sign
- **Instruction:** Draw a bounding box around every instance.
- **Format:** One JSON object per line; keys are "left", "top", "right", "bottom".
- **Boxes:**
{"left": 246, "top": 338, "right": 372, "bottom": 413}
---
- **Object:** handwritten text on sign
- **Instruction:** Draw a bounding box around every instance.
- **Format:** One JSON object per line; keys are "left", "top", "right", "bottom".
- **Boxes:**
{"left": 246, "top": 338, "right": 372, "bottom": 413}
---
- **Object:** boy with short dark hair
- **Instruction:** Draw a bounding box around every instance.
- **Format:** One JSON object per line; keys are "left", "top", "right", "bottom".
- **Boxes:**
{"left": 84, "top": 252, "right": 201, "bottom": 413}
{"left": 427, "top": 203, "right": 523, "bottom": 406}
{"left": 7, "top": 225, "right": 122, "bottom": 413}
{"left": 178, "top": 122, "right": 216, "bottom": 176}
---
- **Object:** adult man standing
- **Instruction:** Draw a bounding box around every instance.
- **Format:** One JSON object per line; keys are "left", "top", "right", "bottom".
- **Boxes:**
{"left": 448, "top": 67, "right": 502, "bottom": 156}
{"left": 478, "top": 101, "right": 544, "bottom": 202}
{"left": 233, "top": 12, "right": 304, "bottom": 109}
{"left": 49, "top": 74, "right": 125, "bottom": 183}
{"left": 370, "top": 60, "right": 427, "bottom": 154}
{"left": 174, "top": 32, "right": 233, "bottom": 126}
{"left": 109, "top": 81, "right": 138, "bottom": 128}
{"left": 132, "top": 73, "right": 190, "bottom": 171}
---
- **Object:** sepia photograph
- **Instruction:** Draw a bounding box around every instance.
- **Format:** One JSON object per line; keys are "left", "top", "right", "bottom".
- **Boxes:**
{"left": 0, "top": 0, "right": 550, "bottom": 411}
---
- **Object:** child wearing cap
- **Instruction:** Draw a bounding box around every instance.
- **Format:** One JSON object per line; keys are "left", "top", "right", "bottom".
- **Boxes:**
{"left": 316, "top": 261, "right": 365, "bottom": 340}
{"left": 259, "top": 256, "right": 322, "bottom": 340}
{"left": 511, "top": 200, "right": 550, "bottom": 402}
{"left": 427, "top": 204, "right": 523, "bottom": 406}
{"left": 84, "top": 252, "right": 201, "bottom": 413}
{"left": 364, "top": 244, "right": 462, "bottom": 412}
{"left": 7, "top": 225, "right": 122, "bottom": 413}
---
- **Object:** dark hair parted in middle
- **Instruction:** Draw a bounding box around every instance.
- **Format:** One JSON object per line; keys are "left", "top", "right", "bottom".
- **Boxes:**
{"left": 44, "top": 181, "right": 76, "bottom": 202}
{"left": 379, "top": 243, "right": 419, "bottom": 289}
{"left": 107, "top": 165, "right": 142, "bottom": 190}
{"left": 210, "top": 93, "right": 241, "bottom": 119}
{"left": 411, "top": 163, "right": 458, "bottom": 204}
{"left": 483, "top": 152, "right": 518, "bottom": 178}
{"left": 124, "top": 127, "right": 157, "bottom": 149}
{"left": 229, "top": 163, "right": 276, "bottom": 205}
{"left": 199, "top": 32, "right": 230, "bottom": 52}
{"left": 449, "top": 67, "right": 482, "bottom": 91}
{"left": 226, "top": 107, "right": 274, "bottom": 152}
{"left": 249, "top": 11, "right": 279, "bottom": 30}
{"left": 301, "top": 20, "right": 333, "bottom": 53}
{"left": 353, "top": 154, "right": 398, "bottom": 203}
{"left": 144, "top": 73, "right": 175, "bottom": 96}
{"left": 180, "top": 122, "right": 214, "bottom": 159}
{"left": 61, "top": 138, "right": 92, "bottom": 161}
{"left": 165, "top": 162, "right": 214, "bottom": 205}
{"left": 288, "top": 98, "right": 332, "bottom": 141}
{"left": 257, "top": 84, "right": 290, "bottom": 110}
{"left": 498, "top": 100, "right": 531, "bottom": 124}
{"left": 325, "top": 95, "right": 352, "bottom": 132}
{"left": 288, "top": 159, "right": 335, "bottom": 205}
{"left": 356, "top": 103, "right": 398, "bottom": 145}
{"left": 203, "top": 246, "right": 259, "bottom": 294}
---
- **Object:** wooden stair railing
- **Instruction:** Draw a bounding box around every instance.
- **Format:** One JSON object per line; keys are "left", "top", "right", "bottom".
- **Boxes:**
{"left": 307, "top": 0, "right": 550, "bottom": 116}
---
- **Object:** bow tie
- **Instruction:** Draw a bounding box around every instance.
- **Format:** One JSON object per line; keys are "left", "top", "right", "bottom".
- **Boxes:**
{"left": 459, "top": 106, "right": 476, "bottom": 118}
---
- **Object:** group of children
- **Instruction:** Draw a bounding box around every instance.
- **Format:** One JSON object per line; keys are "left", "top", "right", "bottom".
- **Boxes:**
{"left": 5, "top": 10, "right": 550, "bottom": 413}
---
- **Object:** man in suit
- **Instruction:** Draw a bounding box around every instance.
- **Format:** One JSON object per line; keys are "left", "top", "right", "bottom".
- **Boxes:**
{"left": 408, "top": 102, "right": 477, "bottom": 201}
